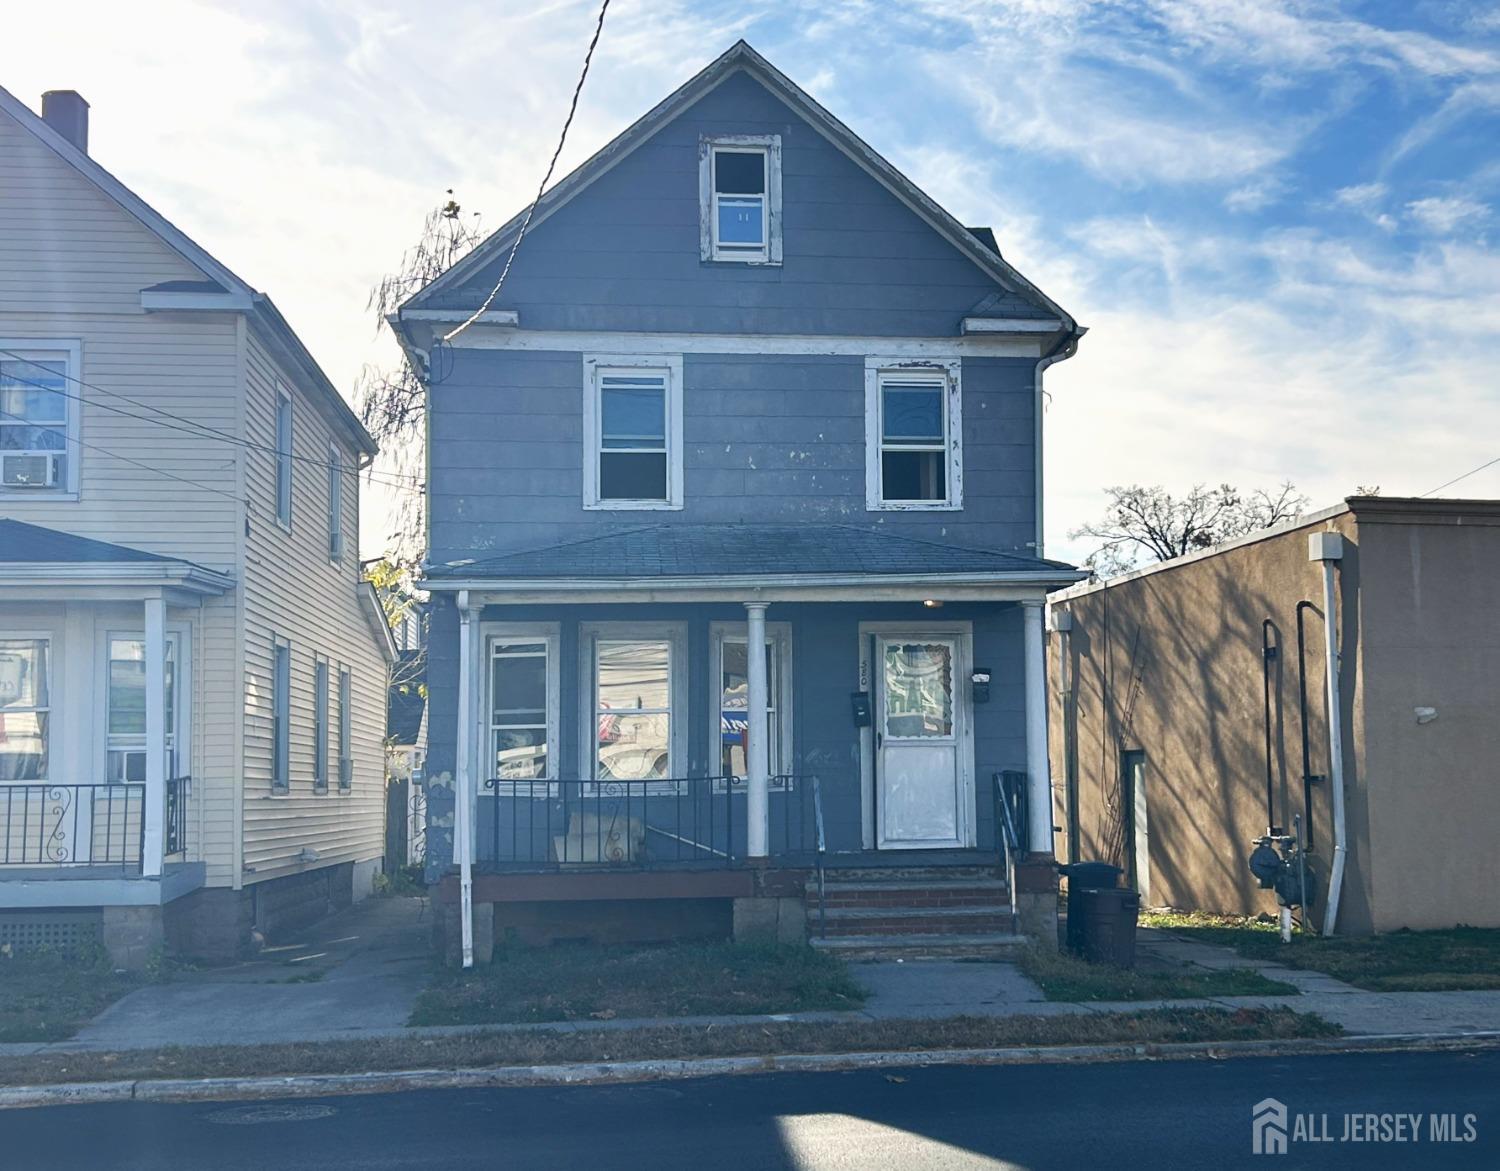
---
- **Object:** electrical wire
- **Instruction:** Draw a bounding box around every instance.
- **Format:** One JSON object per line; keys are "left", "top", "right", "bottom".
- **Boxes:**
{"left": 0, "top": 349, "right": 423, "bottom": 493}
{"left": 441, "top": 0, "right": 611, "bottom": 344}
{"left": 1422, "top": 455, "right": 1500, "bottom": 498}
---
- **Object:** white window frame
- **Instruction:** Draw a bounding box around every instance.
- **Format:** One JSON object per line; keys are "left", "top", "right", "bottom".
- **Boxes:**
{"left": 0, "top": 339, "right": 82, "bottom": 498}
{"left": 708, "top": 621, "right": 793, "bottom": 793}
{"left": 865, "top": 356, "right": 963, "bottom": 511}
{"left": 274, "top": 384, "right": 293, "bottom": 530}
{"left": 582, "top": 353, "right": 683, "bottom": 511}
{"left": 337, "top": 665, "right": 352, "bottom": 790}
{"left": 326, "top": 440, "right": 344, "bottom": 562}
{"left": 579, "top": 621, "right": 687, "bottom": 793}
{"left": 97, "top": 628, "right": 189, "bottom": 784}
{"left": 271, "top": 638, "right": 291, "bottom": 793}
{"left": 0, "top": 632, "right": 54, "bottom": 783}
{"left": 313, "top": 657, "right": 329, "bottom": 793}
{"left": 482, "top": 623, "right": 560, "bottom": 797}
{"left": 699, "top": 135, "right": 782, "bottom": 265}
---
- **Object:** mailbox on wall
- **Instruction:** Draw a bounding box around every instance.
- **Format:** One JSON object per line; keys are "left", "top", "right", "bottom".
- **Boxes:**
{"left": 850, "top": 691, "right": 872, "bottom": 727}
{"left": 972, "top": 669, "right": 992, "bottom": 705}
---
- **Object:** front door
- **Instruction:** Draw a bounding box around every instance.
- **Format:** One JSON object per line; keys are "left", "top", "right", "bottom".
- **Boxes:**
{"left": 875, "top": 635, "right": 966, "bottom": 849}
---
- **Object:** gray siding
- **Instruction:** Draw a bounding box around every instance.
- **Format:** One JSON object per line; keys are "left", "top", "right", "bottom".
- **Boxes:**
{"left": 429, "top": 350, "right": 1035, "bottom": 561}
{"left": 429, "top": 71, "right": 1048, "bottom": 332}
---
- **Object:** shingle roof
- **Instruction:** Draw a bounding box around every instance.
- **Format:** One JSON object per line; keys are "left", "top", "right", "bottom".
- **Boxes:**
{"left": 387, "top": 650, "right": 427, "bottom": 745}
{"left": 427, "top": 524, "right": 1079, "bottom": 582}
{"left": 0, "top": 519, "right": 175, "bottom": 564}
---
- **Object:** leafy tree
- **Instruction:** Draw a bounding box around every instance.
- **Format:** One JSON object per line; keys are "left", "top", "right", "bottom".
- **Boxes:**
{"left": 1069, "top": 482, "right": 1309, "bottom": 575}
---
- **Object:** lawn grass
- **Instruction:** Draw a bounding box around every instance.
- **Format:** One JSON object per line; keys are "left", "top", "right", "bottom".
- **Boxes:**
{"left": 1019, "top": 943, "right": 1298, "bottom": 1002}
{"left": 410, "top": 940, "right": 868, "bottom": 1026}
{"left": 0, "top": 1007, "right": 1339, "bottom": 1087}
{"left": 0, "top": 947, "right": 143, "bottom": 1043}
{"left": 1141, "top": 911, "right": 1500, "bottom": 992}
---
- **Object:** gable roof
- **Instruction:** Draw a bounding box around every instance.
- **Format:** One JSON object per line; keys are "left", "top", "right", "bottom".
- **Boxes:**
{"left": 405, "top": 41, "right": 1076, "bottom": 332}
{"left": 425, "top": 523, "right": 1081, "bottom": 584}
{"left": 0, "top": 84, "right": 376, "bottom": 459}
{"left": 0, "top": 518, "right": 174, "bottom": 564}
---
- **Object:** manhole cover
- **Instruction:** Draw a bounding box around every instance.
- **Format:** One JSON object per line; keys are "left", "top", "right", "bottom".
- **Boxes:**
{"left": 207, "top": 1103, "right": 338, "bottom": 1125}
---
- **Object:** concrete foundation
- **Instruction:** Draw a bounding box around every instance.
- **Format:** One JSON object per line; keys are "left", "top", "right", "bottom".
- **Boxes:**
{"left": 1010, "top": 855, "right": 1060, "bottom": 949}
{"left": 101, "top": 906, "right": 164, "bottom": 971}
{"left": 732, "top": 895, "right": 807, "bottom": 944}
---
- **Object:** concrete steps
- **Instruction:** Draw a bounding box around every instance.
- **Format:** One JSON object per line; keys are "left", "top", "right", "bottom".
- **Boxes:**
{"left": 805, "top": 870, "right": 1017, "bottom": 958}
{"left": 810, "top": 932, "right": 1028, "bottom": 961}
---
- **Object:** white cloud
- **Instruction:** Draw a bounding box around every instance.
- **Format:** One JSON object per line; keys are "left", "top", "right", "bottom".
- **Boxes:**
{"left": 1406, "top": 195, "right": 1490, "bottom": 234}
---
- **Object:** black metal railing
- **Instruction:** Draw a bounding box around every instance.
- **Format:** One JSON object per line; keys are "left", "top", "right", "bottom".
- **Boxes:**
{"left": 0, "top": 779, "right": 191, "bottom": 870}
{"left": 994, "top": 769, "right": 1029, "bottom": 863}
{"left": 479, "top": 773, "right": 828, "bottom": 872}
{"left": 810, "top": 775, "right": 828, "bottom": 939}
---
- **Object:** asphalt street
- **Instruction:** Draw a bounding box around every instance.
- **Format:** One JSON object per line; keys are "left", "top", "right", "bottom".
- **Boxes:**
{"left": 3, "top": 1049, "right": 1497, "bottom": 1170}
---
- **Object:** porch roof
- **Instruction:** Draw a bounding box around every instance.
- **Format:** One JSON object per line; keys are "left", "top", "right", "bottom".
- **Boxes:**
{"left": 0, "top": 519, "right": 232, "bottom": 595}
{"left": 424, "top": 523, "right": 1083, "bottom": 600}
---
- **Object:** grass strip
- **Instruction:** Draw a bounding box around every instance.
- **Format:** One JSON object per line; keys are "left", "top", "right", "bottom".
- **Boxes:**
{"left": 1018, "top": 944, "right": 1297, "bottom": 1002}
{"left": 0, "top": 1007, "right": 1338, "bottom": 1087}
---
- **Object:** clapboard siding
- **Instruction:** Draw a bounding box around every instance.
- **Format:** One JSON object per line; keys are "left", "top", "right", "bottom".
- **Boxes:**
{"left": 240, "top": 331, "right": 387, "bottom": 881}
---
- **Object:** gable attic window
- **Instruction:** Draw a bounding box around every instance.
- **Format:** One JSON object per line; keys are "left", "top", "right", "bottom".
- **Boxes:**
{"left": 865, "top": 358, "right": 963, "bottom": 511}
{"left": 700, "top": 136, "right": 782, "bottom": 264}
{"left": 583, "top": 354, "right": 683, "bottom": 510}
{"left": 0, "top": 342, "right": 81, "bottom": 495}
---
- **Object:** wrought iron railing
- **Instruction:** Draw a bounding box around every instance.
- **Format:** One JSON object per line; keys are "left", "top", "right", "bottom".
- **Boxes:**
{"left": 479, "top": 774, "right": 827, "bottom": 872}
{"left": 993, "top": 769, "right": 1029, "bottom": 863}
{"left": 0, "top": 779, "right": 190, "bottom": 870}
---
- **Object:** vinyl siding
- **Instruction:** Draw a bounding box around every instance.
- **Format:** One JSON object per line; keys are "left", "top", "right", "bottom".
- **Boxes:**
{"left": 240, "top": 330, "right": 388, "bottom": 882}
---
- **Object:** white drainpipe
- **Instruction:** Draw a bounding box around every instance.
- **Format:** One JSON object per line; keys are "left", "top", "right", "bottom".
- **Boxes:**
{"left": 455, "top": 591, "right": 476, "bottom": 968}
{"left": 1309, "top": 534, "right": 1348, "bottom": 936}
{"left": 745, "top": 601, "right": 770, "bottom": 859}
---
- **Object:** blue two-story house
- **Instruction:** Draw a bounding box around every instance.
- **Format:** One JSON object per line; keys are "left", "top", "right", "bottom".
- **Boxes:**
{"left": 395, "top": 42, "right": 1085, "bottom": 965}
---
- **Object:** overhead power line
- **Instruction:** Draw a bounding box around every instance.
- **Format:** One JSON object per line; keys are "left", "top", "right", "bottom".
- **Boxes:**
{"left": 1422, "top": 455, "right": 1500, "bottom": 498}
{"left": 441, "top": 0, "right": 612, "bottom": 344}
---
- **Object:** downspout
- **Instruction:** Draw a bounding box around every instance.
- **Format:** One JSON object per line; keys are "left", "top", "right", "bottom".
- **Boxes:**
{"left": 455, "top": 591, "right": 475, "bottom": 968}
{"left": 1048, "top": 605, "right": 1077, "bottom": 862}
{"left": 1309, "top": 533, "right": 1348, "bottom": 936}
{"left": 1033, "top": 327, "right": 1085, "bottom": 559}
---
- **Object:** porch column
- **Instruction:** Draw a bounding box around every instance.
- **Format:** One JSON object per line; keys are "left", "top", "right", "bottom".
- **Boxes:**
{"left": 142, "top": 595, "right": 167, "bottom": 878}
{"left": 1021, "top": 599, "right": 1053, "bottom": 856}
{"left": 744, "top": 601, "right": 770, "bottom": 859}
{"left": 455, "top": 592, "right": 476, "bottom": 968}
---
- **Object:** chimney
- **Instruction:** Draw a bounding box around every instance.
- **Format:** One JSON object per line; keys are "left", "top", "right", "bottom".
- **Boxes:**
{"left": 41, "top": 90, "right": 89, "bottom": 153}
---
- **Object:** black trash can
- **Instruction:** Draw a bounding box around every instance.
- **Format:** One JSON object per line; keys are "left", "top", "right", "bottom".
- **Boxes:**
{"left": 1077, "top": 887, "right": 1141, "bottom": 967}
{"left": 1060, "top": 861, "right": 1122, "bottom": 954}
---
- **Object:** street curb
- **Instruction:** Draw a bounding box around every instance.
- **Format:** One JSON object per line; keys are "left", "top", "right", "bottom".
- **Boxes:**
{"left": 3, "top": 1030, "right": 1500, "bottom": 1110}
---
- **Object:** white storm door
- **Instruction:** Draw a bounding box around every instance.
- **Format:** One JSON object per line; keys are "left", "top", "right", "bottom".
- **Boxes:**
{"left": 875, "top": 635, "right": 963, "bottom": 849}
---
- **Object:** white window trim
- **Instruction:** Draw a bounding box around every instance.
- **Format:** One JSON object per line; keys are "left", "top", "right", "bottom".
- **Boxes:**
{"left": 313, "top": 656, "right": 330, "bottom": 793}
{"left": 95, "top": 626, "right": 190, "bottom": 784}
{"left": 708, "top": 620, "right": 793, "bottom": 791}
{"left": 578, "top": 621, "right": 688, "bottom": 789}
{"left": 865, "top": 356, "right": 963, "bottom": 512}
{"left": 481, "top": 622, "right": 560, "bottom": 797}
{"left": 326, "top": 440, "right": 344, "bottom": 563}
{"left": 0, "top": 338, "right": 83, "bottom": 499}
{"left": 336, "top": 664, "right": 352, "bottom": 791}
{"left": 271, "top": 637, "right": 291, "bottom": 794}
{"left": 0, "top": 631, "right": 55, "bottom": 783}
{"left": 699, "top": 135, "right": 782, "bottom": 266}
{"left": 274, "top": 384, "right": 293, "bottom": 530}
{"left": 582, "top": 353, "right": 684, "bottom": 511}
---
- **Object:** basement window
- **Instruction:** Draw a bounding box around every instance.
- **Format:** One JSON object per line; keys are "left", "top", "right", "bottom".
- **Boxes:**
{"left": 700, "top": 136, "right": 781, "bottom": 264}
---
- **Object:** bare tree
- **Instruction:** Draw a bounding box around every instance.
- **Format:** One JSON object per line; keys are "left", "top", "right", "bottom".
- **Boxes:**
{"left": 354, "top": 193, "right": 487, "bottom": 572}
{"left": 1070, "top": 482, "right": 1309, "bottom": 575}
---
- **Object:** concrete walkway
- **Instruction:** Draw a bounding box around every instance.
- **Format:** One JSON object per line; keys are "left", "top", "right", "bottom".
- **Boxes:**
{"left": 6, "top": 914, "right": 1500, "bottom": 1059}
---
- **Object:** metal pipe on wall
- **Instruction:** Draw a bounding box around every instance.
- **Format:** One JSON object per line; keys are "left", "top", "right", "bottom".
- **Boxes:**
{"left": 1309, "top": 534, "right": 1348, "bottom": 936}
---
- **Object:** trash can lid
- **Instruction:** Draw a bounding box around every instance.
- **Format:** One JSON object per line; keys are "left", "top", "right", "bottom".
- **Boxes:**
{"left": 1061, "top": 861, "right": 1123, "bottom": 888}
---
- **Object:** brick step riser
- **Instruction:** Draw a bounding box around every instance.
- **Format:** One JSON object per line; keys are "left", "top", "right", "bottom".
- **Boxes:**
{"left": 816, "top": 895, "right": 1009, "bottom": 909}
{"left": 822, "top": 917, "right": 1014, "bottom": 937}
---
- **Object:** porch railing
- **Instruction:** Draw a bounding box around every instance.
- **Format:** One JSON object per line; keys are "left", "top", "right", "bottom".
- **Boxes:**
{"left": 993, "top": 769, "right": 1029, "bottom": 864}
{"left": 479, "top": 774, "right": 827, "bottom": 872}
{"left": 0, "top": 778, "right": 190, "bottom": 871}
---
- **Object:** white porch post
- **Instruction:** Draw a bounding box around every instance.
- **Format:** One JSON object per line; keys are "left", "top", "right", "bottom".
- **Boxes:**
{"left": 1021, "top": 599, "right": 1054, "bottom": 856}
{"left": 142, "top": 595, "right": 167, "bottom": 878}
{"left": 455, "top": 591, "right": 476, "bottom": 968}
{"left": 744, "top": 601, "right": 770, "bottom": 859}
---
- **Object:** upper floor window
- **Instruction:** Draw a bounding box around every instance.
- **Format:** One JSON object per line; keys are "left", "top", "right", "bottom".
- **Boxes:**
{"left": 326, "top": 440, "right": 344, "bottom": 562}
{"left": 0, "top": 342, "right": 80, "bottom": 496}
{"left": 865, "top": 358, "right": 963, "bottom": 511}
{"left": 274, "top": 386, "right": 293, "bottom": 529}
{"left": 699, "top": 136, "right": 782, "bottom": 265}
{"left": 583, "top": 354, "right": 683, "bottom": 511}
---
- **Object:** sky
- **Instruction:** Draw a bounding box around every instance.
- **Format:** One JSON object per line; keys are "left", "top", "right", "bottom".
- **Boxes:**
{"left": 4, "top": 0, "right": 1498, "bottom": 563}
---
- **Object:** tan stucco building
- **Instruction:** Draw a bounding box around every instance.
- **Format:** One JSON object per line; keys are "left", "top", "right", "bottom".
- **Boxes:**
{"left": 1047, "top": 496, "right": 1500, "bottom": 935}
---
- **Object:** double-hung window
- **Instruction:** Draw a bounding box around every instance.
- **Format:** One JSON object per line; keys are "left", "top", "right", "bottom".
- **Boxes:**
{"left": 487, "top": 629, "right": 558, "bottom": 789}
{"left": 313, "top": 658, "right": 329, "bottom": 793}
{"left": 711, "top": 622, "right": 793, "bottom": 792}
{"left": 700, "top": 136, "right": 781, "bottom": 264}
{"left": 583, "top": 355, "right": 683, "bottom": 509}
{"left": 274, "top": 386, "right": 293, "bottom": 528}
{"left": 0, "top": 342, "right": 80, "bottom": 494}
{"left": 104, "top": 635, "right": 179, "bottom": 782}
{"left": 865, "top": 358, "right": 962, "bottom": 510}
{"left": 0, "top": 637, "right": 50, "bottom": 781}
{"left": 326, "top": 441, "right": 344, "bottom": 562}
{"left": 271, "top": 639, "right": 291, "bottom": 793}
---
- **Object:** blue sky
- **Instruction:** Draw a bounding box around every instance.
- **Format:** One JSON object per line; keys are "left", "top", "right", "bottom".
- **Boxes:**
{"left": 4, "top": 0, "right": 1498, "bottom": 559}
